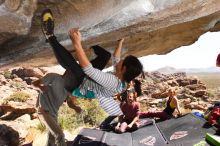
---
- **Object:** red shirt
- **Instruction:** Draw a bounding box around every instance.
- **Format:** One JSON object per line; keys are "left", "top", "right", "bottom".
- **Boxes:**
{"left": 120, "top": 101, "right": 140, "bottom": 122}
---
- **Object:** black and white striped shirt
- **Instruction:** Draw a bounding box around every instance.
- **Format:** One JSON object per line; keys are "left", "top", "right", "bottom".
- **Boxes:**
{"left": 79, "top": 57, "right": 126, "bottom": 116}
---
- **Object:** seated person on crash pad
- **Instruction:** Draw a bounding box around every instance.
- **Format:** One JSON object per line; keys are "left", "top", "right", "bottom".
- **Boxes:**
{"left": 139, "top": 88, "right": 181, "bottom": 121}
{"left": 115, "top": 88, "right": 140, "bottom": 133}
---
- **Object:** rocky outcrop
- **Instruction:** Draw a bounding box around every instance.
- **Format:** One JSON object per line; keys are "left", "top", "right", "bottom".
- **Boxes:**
{"left": 11, "top": 67, "right": 44, "bottom": 84}
{"left": 11, "top": 67, "right": 44, "bottom": 79}
{"left": 0, "top": 105, "right": 36, "bottom": 120}
{"left": 0, "top": 67, "right": 51, "bottom": 144}
{"left": 0, "top": 68, "right": 39, "bottom": 121}
{"left": 1, "top": 0, "right": 220, "bottom": 68}
{"left": 140, "top": 71, "right": 213, "bottom": 112}
{"left": 0, "top": 67, "right": 219, "bottom": 144}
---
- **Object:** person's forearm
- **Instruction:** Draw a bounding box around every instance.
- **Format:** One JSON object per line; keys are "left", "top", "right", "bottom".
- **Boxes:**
{"left": 113, "top": 39, "right": 124, "bottom": 58}
{"left": 173, "top": 98, "right": 181, "bottom": 114}
{"left": 69, "top": 28, "right": 91, "bottom": 68}
{"left": 177, "top": 108, "right": 181, "bottom": 114}
{"left": 176, "top": 103, "right": 181, "bottom": 115}
{"left": 130, "top": 116, "right": 139, "bottom": 126}
{"left": 74, "top": 43, "right": 91, "bottom": 68}
{"left": 67, "top": 96, "right": 76, "bottom": 108}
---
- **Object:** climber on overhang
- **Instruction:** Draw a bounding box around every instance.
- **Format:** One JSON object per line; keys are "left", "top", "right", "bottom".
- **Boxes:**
{"left": 36, "top": 8, "right": 143, "bottom": 145}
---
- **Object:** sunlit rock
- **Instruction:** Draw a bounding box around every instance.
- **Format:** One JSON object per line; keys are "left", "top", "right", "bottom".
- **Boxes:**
{"left": 0, "top": 0, "right": 220, "bottom": 68}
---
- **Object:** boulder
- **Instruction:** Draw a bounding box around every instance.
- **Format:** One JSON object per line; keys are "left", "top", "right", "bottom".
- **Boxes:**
{"left": 185, "top": 84, "right": 206, "bottom": 91}
{"left": 1, "top": 0, "right": 220, "bottom": 68}
{"left": 11, "top": 67, "right": 44, "bottom": 79}
{"left": 194, "top": 90, "right": 207, "bottom": 97}
{"left": 176, "top": 79, "right": 190, "bottom": 87}
{"left": 0, "top": 104, "right": 37, "bottom": 120}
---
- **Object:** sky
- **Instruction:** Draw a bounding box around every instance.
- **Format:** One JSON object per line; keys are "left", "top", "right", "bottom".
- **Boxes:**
{"left": 139, "top": 32, "right": 220, "bottom": 71}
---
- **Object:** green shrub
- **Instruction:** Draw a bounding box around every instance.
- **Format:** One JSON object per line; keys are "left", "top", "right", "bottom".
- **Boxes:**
{"left": 58, "top": 99, "right": 107, "bottom": 131}
{"left": 161, "top": 99, "right": 167, "bottom": 108}
{"left": 6, "top": 91, "right": 30, "bottom": 102}
{"left": 13, "top": 82, "right": 26, "bottom": 89}
{"left": 81, "top": 99, "right": 107, "bottom": 126}
{"left": 207, "top": 89, "right": 216, "bottom": 98}
{"left": 3, "top": 70, "right": 11, "bottom": 79}
{"left": 36, "top": 122, "right": 46, "bottom": 132}
{"left": 58, "top": 104, "right": 80, "bottom": 130}
{"left": 36, "top": 99, "right": 107, "bottom": 132}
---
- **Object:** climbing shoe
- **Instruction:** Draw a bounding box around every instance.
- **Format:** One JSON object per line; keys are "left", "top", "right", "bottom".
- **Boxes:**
{"left": 41, "top": 9, "right": 54, "bottom": 40}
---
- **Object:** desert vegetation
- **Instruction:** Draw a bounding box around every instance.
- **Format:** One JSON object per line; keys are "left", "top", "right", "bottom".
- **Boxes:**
{"left": 0, "top": 67, "right": 220, "bottom": 145}
{"left": 188, "top": 73, "right": 220, "bottom": 100}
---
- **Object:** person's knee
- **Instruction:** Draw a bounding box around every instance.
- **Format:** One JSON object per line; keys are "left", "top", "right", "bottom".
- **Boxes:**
{"left": 118, "top": 127, "right": 126, "bottom": 133}
{"left": 119, "top": 129, "right": 126, "bottom": 133}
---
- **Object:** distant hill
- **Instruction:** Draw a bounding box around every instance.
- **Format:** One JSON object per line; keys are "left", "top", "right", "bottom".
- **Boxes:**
{"left": 155, "top": 66, "right": 220, "bottom": 74}
{"left": 155, "top": 66, "right": 178, "bottom": 74}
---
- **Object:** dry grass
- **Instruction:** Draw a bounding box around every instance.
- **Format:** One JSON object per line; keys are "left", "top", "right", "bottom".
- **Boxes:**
{"left": 188, "top": 73, "right": 220, "bottom": 89}
{"left": 5, "top": 91, "right": 30, "bottom": 102}
{"left": 57, "top": 99, "right": 107, "bottom": 131}
{"left": 188, "top": 72, "right": 220, "bottom": 100}
{"left": 36, "top": 99, "right": 107, "bottom": 133}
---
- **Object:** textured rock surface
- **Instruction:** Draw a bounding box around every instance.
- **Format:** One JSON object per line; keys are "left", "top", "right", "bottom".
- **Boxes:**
{"left": 0, "top": 0, "right": 220, "bottom": 69}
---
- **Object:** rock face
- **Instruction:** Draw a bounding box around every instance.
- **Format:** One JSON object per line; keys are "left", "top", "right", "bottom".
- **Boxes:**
{"left": 140, "top": 71, "right": 213, "bottom": 112}
{"left": 0, "top": 0, "right": 220, "bottom": 68}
